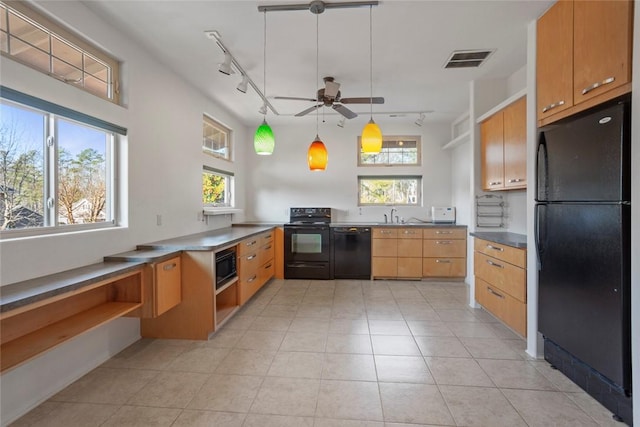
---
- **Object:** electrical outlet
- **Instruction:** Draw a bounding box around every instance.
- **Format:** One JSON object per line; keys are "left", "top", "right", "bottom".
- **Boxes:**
{"left": 156, "top": 214, "right": 162, "bottom": 226}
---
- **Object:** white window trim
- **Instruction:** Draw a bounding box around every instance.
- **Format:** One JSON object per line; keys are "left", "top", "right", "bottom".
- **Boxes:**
{"left": 357, "top": 135, "right": 422, "bottom": 167}
{"left": 357, "top": 175, "right": 423, "bottom": 206}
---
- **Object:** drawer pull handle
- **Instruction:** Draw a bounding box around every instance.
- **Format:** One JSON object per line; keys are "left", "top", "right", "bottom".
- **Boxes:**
{"left": 163, "top": 263, "right": 177, "bottom": 271}
{"left": 265, "top": 263, "right": 273, "bottom": 269}
{"left": 486, "top": 244, "right": 503, "bottom": 252}
{"left": 246, "top": 240, "right": 258, "bottom": 246}
{"left": 435, "top": 259, "right": 451, "bottom": 263}
{"left": 436, "top": 241, "right": 452, "bottom": 245}
{"left": 264, "top": 245, "right": 272, "bottom": 250}
{"left": 380, "top": 230, "right": 393, "bottom": 234}
{"left": 486, "top": 259, "right": 504, "bottom": 268}
{"left": 248, "top": 275, "right": 257, "bottom": 283}
{"left": 489, "top": 181, "right": 502, "bottom": 186}
{"left": 403, "top": 230, "right": 416, "bottom": 234}
{"left": 436, "top": 231, "right": 453, "bottom": 234}
{"left": 487, "top": 287, "right": 505, "bottom": 299}
{"left": 541, "top": 100, "right": 565, "bottom": 113}
{"left": 508, "top": 178, "right": 524, "bottom": 183}
{"left": 582, "top": 76, "right": 615, "bottom": 95}
{"left": 247, "top": 255, "right": 257, "bottom": 260}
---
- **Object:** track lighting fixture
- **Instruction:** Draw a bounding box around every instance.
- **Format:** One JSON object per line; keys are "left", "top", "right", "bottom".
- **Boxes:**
{"left": 218, "top": 52, "right": 234, "bottom": 75}
{"left": 337, "top": 117, "right": 346, "bottom": 128}
{"left": 258, "top": 103, "right": 267, "bottom": 115}
{"left": 415, "top": 112, "right": 425, "bottom": 127}
{"left": 237, "top": 75, "right": 249, "bottom": 93}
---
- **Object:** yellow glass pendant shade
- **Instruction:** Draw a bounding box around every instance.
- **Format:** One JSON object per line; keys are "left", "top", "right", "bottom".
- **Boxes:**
{"left": 308, "top": 135, "right": 328, "bottom": 171}
{"left": 361, "top": 118, "right": 382, "bottom": 153}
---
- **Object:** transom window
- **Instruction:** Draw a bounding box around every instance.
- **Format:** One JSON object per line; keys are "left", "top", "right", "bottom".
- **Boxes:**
{"left": 203, "top": 115, "right": 231, "bottom": 161}
{"left": 202, "top": 167, "right": 233, "bottom": 208}
{"left": 0, "top": 95, "right": 121, "bottom": 235}
{"left": 0, "top": 1, "right": 120, "bottom": 103}
{"left": 358, "top": 135, "right": 421, "bottom": 166}
{"left": 358, "top": 176, "right": 422, "bottom": 206}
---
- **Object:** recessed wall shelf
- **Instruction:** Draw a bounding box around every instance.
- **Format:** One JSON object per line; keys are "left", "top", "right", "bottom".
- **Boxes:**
{"left": 443, "top": 111, "right": 471, "bottom": 151}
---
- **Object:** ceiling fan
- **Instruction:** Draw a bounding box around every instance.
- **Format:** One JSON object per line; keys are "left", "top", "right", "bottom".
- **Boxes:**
{"left": 274, "top": 76, "right": 384, "bottom": 119}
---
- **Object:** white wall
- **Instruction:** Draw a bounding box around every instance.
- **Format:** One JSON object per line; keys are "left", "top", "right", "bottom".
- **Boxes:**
{"left": 0, "top": 1, "right": 250, "bottom": 424}
{"left": 244, "top": 121, "right": 455, "bottom": 225}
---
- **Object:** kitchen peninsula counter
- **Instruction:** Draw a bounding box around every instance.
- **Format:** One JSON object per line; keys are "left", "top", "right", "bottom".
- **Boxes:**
{"left": 469, "top": 231, "right": 527, "bottom": 249}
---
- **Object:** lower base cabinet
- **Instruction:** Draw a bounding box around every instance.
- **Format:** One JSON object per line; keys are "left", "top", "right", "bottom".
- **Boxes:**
{"left": 473, "top": 238, "right": 527, "bottom": 336}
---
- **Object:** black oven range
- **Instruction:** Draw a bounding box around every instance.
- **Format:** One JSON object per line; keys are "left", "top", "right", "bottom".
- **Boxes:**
{"left": 284, "top": 207, "right": 332, "bottom": 279}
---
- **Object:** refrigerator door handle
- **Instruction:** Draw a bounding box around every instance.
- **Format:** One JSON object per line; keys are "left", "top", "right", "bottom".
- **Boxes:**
{"left": 536, "top": 133, "right": 548, "bottom": 202}
{"left": 534, "top": 204, "right": 545, "bottom": 270}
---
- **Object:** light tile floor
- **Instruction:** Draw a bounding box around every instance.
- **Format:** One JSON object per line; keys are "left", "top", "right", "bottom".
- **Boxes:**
{"left": 12, "top": 279, "right": 623, "bottom": 426}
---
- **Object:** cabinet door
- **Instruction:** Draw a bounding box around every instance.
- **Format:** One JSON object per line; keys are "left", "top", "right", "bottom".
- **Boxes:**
{"left": 372, "top": 238, "right": 397, "bottom": 257}
{"left": 155, "top": 257, "right": 182, "bottom": 316}
{"left": 536, "top": 0, "right": 573, "bottom": 121}
{"left": 372, "top": 257, "right": 397, "bottom": 277}
{"left": 573, "top": 0, "right": 632, "bottom": 105}
{"left": 397, "top": 257, "right": 422, "bottom": 278}
{"left": 480, "top": 112, "right": 504, "bottom": 191}
{"left": 397, "top": 238, "right": 422, "bottom": 257}
{"left": 503, "top": 97, "right": 527, "bottom": 189}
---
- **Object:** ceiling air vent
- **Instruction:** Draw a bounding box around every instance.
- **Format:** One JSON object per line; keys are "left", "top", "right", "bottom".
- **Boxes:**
{"left": 444, "top": 49, "right": 495, "bottom": 69}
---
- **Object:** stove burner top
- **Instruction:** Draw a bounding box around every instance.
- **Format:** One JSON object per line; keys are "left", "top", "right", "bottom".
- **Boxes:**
{"left": 288, "top": 207, "right": 333, "bottom": 225}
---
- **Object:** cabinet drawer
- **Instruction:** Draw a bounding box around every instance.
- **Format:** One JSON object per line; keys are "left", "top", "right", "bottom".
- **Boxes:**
{"left": 372, "top": 238, "right": 398, "bottom": 257}
{"left": 423, "top": 239, "right": 466, "bottom": 258}
{"left": 259, "top": 241, "right": 275, "bottom": 265}
{"left": 260, "top": 259, "right": 275, "bottom": 282}
{"left": 423, "top": 228, "right": 466, "bottom": 239}
{"left": 155, "top": 256, "right": 182, "bottom": 316}
{"left": 260, "top": 231, "right": 274, "bottom": 247}
{"left": 372, "top": 257, "right": 397, "bottom": 277}
{"left": 397, "top": 228, "right": 422, "bottom": 239}
{"left": 475, "top": 277, "right": 526, "bottom": 337}
{"left": 397, "top": 257, "right": 422, "bottom": 278}
{"left": 238, "top": 251, "right": 261, "bottom": 279}
{"left": 474, "top": 238, "right": 525, "bottom": 268}
{"left": 238, "top": 235, "right": 262, "bottom": 256}
{"left": 423, "top": 258, "right": 466, "bottom": 278}
{"left": 239, "top": 271, "right": 262, "bottom": 305}
{"left": 373, "top": 228, "right": 398, "bottom": 239}
{"left": 474, "top": 252, "right": 525, "bottom": 302}
{"left": 398, "top": 238, "right": 422, "bottom": 257}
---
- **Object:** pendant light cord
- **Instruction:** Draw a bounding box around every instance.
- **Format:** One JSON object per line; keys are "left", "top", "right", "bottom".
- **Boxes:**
{"left": 369, "top": 5, "right": 373, "bottom": 120}
{"left": 316, "top": 12, "right": 319, "bottom": 136}
{"left": 263, "top": 11, "right": 267, "bottom": 119}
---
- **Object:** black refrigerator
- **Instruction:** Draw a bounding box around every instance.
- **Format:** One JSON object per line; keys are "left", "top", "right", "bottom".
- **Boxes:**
{"left": 536, "top": 96, "right": 632, "bottom": 423}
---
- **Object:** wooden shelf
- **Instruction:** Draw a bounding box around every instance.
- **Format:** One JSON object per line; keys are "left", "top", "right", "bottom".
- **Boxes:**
{"left": 216, "top": 305, "right": 239, "bottom": 327}
{"left": 215, "top": 276, "right": 238, "bottom": 296}
{"left": 1, "top": 301, "right": 141, "bottom": 372}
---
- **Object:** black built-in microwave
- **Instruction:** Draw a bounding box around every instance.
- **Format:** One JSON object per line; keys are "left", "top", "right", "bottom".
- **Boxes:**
{"left": 215, "top": 247, "right": 237, "bottom": 289}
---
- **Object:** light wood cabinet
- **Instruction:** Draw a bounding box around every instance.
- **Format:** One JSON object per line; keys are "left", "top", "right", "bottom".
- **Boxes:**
{"left": 238, "top": 231, "right": 274, "bottom": 305}
{"left": 474, "top": 238, "right": 526, "bottom": 336}
{"left": 537, "top": 0, "right": 633, "bottom": 126}
{"left": 372, "top": 227, "right": 467, "bottom": 279}
{"left": 149, "top": 256, "right": 181, "bottom": 317}
{"left": 422, "top": 228, "right": 467, "bottom": 278}
{"left": 480, "top": 96, "right": 526, "bottom": 191}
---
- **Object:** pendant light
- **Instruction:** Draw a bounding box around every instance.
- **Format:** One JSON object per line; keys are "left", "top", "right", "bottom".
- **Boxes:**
{"left": 254, "top": 11, "right": 275, "bottom": 155}
{"left": 308, "top": 12, "right": 328, "bottom": 171}
{"left": 360, "top": 5, "right": 382, "bottom": 154}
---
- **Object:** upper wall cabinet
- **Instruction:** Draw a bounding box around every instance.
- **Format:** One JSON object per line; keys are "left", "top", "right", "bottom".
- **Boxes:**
{"left": 480, "top": 96, "right": 527, "bottom": 191}
{"left": 537, "top": 0, "right": 633, "bottom": 127}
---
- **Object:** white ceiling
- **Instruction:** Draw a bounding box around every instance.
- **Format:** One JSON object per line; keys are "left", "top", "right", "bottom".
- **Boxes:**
{"left": 81, "top": 0, "right": 553, "bottom": 127}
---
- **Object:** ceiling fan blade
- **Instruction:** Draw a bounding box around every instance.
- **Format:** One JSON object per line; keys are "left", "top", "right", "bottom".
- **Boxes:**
{"left": 324, "top": 80, "right": 340, "bottom": 98}
{"left": 340, "top": 97, "right": 385, "bottom": 104}
{"left": 295, "top": 104, "right": 323, "bottom": 117}
{"left": 332, "top": 104, "right": 357, "bottom": 119}
{"left": 275, "top": 96, "right": 318, "bottom": 102}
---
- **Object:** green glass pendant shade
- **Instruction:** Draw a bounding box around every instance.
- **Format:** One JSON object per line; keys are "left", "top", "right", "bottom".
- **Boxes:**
{"left": 254, "top": 120, "right": 275, "bottom": 155}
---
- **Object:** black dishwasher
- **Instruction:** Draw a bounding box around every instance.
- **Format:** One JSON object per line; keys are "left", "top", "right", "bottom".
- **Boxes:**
{"left": 331, "top": 227, "right": 371, "bottom": 279}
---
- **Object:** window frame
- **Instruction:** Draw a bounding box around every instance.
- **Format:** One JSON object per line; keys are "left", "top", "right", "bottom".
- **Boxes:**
{"left": 357, "top": 135, "right": 422, "bottom": 167}
{"left": 0, "top": 91, "right": 123, "bottom": 239}
{"left": 0, "top": 1, "right": 120, "bottom": 104}
{"left": 202, "top": 166, "right": 234, "bottom": 208}
{"left": 202, "top": 114, "right": 232, "bottom": 161}
{"left": 357, "top": 175, "right": 422, "bottom": 206}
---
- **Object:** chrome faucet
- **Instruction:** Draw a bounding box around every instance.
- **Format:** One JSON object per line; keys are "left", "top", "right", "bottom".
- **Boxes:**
{"left": 390, "top": 208, "right": 397, "bottom": 224}
{"left": 383, "top": 213, "right": 388, "bottom": 223}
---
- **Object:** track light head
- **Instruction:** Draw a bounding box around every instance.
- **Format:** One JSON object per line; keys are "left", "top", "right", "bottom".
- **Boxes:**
{"left": 219, "top": 52, "right": 234, "bottom": 75}
{"left": 414, "top": 112, "right": 425, "bottom": 127}
{"left": 337, "top": 117, "right": 346, "bottom": 128}
{"left": 258, "top": 103, "right": 267, "bottom": 115}
{"left": 237, "top": 75, "right": 249, "bottom": 93}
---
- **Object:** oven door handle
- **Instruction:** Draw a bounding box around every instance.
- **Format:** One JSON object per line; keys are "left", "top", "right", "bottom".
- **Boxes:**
{"left": 286, "top": 263, "right": 328, "bottom": 269}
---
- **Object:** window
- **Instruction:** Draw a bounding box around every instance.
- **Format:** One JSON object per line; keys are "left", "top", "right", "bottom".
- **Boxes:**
{"left": 202, "top": 167, "right": 233, "bottom": 208}
{"left": 203, "top": 115, "right": 231, "bottom": 160}
{"left": 358, "top": 135, "right": 421, "bottom": 166}
{"left": 0, "top": 95, "right": 120, "bottom": 234}
{"left": 0, "top": 1, "right": 120, "bottom": 103}
{"left": 358, "top": 176, "right": 421, "bottom": 206}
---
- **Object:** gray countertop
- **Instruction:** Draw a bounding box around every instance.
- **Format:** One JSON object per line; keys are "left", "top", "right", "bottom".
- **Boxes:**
{"left": 0, "top": 261, "right": 145, "bottom": 313}
{"left": 103, "top": 248, "right": 182, "bottom": 263}
{"left": 470, "top": 231, "right": 527, "bottom": 249}
{"left": 137, "top": 225, "right": 275, "bottom": 251}
{"left": 331, "top": 222, "right": 466, "bottom": 228}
